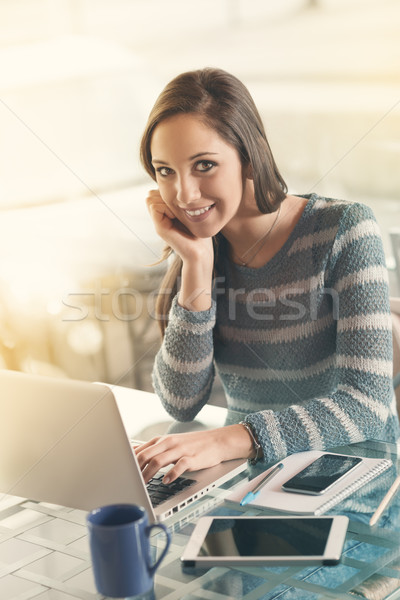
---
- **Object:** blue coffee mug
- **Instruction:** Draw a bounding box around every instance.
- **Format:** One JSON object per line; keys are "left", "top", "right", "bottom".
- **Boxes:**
{"left": 87, "top": 504, "right": 171, "bottom": 598}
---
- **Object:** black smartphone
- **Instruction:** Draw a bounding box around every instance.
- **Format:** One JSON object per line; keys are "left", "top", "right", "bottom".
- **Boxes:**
{"left": 281, "top": 453, "right": 363, "bottom": 495}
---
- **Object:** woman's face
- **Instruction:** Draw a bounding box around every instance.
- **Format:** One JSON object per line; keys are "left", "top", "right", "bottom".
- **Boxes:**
{"left": 150, "top": 113, "right": 253, "bottom": 238}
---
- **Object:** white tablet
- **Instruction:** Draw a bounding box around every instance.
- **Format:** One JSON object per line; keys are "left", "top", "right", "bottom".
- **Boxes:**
{"left": 181, "top": 515, "right": 349, "bottom": 567}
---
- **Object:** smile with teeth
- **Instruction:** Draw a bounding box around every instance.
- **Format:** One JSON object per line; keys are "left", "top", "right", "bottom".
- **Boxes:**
{"left": 185, "top": 205, "right": 213, "bottom": 217}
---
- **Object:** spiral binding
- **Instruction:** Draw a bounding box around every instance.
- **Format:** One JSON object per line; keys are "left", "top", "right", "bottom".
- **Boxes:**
{"left": 315, "top": 459, "right": 393, "bottom": 515}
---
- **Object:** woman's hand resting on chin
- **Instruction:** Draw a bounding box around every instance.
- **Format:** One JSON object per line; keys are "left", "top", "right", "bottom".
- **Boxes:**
{"left": 146, "top": 189, "right": 213, "bottom": 264}
{"left": 146, "top": 189, "right": 214, "bottom": 311}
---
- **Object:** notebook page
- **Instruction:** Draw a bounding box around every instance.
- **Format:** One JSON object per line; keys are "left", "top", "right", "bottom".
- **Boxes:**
{"left": 226, "top": 450, "right": 392, "bottom": 515}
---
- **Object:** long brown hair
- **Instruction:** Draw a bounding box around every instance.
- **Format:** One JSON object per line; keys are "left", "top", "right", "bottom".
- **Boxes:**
{"left": 140, "top": 68, "right": 287, "bottom": 335}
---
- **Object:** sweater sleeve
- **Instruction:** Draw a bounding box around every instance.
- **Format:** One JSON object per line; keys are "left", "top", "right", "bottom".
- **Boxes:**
{"left": 152, "top": 295, "right": 217, "bottom": 421}
{"left": 245, "top": 203, "right": 398, "bottom": 463}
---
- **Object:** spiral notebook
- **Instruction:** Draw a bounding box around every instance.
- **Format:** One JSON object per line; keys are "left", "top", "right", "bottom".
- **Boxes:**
{"left": 226, "top": 450, "right": 392, "bottom": 515}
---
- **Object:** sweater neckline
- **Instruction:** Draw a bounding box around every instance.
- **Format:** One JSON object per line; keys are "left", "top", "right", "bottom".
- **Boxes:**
{"left": 227, "top": 193, "right": 317, "bottom": 275}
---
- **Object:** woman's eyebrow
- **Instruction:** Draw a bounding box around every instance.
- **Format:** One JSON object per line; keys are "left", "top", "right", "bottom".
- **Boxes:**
{"left": 152, "top": 152, "right": 218, "bottom": 165}
{"left": 189, "top": 152, "right": 218, "bottom": 160}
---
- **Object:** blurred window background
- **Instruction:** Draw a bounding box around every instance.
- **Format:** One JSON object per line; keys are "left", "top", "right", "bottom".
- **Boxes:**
{"left": 0, "top": 0, "right": 399, "bottom": 399}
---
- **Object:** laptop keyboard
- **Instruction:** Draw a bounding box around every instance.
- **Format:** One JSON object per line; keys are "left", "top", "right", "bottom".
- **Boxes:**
{"left": 146, "top": 473, "right": 196, "bottom": 506}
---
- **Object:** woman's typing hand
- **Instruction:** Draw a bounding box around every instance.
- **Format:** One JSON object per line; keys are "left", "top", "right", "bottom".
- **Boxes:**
{"left": 134, "top": 425, "right": 255, "bottom": 484}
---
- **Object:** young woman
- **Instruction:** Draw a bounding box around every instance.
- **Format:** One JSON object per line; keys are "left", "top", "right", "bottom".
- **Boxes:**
{"left": 135, "top": 67, "right": 399, "bottom": 484}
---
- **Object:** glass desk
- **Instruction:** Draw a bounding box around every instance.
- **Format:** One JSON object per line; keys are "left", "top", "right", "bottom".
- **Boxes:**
{"left": 0, "top": 388, "right": 399, "bottom": 600}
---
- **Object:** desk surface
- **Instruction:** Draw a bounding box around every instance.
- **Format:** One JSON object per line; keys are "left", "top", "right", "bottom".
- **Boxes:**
{"left": 0, "top": 388, "right": 399, "bottom": 600}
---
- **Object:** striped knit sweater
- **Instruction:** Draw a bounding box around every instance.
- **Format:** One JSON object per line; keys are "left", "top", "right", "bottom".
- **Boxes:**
{"left": 152, "top": 194, "right": 400, "bottom": 463}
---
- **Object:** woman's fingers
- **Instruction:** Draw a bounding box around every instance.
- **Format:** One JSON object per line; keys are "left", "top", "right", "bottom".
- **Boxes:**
{"left": 146, "top": 189, "right": 175, "bottom": 221}
{"left": 162, "top": 456, "right": 192, "bottom": 484}
{"left": 145, "top": 452, "right": 192, "bottom": 484}
{"left": 145, "top": 188, "right": 216, "bottom": 270}
{"left": 135, "top": 432, "right": 220, "bottom": 484}
{"left": 135, "top": 426, "right": 254, "bottom": 485}
{"left": 146, "top": 189, "right": 196, "bottom": 253}
{"left": 136, "top": 438, "right": 187, "bottom": 483}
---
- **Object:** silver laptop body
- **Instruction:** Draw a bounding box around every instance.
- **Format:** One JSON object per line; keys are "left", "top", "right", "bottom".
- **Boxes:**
{"left": 0, "top": 370, "right": 246, "bottom": 522}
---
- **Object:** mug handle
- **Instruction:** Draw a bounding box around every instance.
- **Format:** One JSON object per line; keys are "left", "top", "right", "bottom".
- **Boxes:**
{"left": 146, "top": 523, "right": 171, "bottom": 576}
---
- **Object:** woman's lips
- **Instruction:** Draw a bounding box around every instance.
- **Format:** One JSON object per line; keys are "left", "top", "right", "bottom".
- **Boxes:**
{"left": 184, "top": 204, "right": 215, "bottom": 221}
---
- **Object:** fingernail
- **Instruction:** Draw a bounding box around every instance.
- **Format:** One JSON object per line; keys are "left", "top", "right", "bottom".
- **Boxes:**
{"left": 163, "top": 476, "right": 170, "bottom": 484}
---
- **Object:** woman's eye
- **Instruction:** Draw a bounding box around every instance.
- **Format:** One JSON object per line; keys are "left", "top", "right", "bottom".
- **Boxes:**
{"left": 195, "top": 160, "right": 215, "bottom": 172}
{"left": 156, "top": 166, "right": 173, "bottom": 177}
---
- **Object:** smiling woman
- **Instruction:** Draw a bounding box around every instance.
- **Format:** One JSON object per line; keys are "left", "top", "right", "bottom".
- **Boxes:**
{"left": 134, "top": 67, "right": 400, "bottom": 486}
{"left": 150, "top": 114, "right": 251, "bottom": 237}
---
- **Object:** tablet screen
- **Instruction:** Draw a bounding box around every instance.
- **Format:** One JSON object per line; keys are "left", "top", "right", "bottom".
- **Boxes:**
{"left": 200, "top": 517, "right": 332, "bottom": 557}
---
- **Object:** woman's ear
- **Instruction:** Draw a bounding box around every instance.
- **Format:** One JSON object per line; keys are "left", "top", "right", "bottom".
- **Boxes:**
{"left": 244, "top": 163, "right": 254, "bottom": 180}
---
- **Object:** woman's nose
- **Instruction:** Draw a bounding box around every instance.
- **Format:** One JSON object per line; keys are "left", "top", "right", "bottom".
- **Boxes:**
{"left": 176, "top": 176, "right": 201, "bottom": 205}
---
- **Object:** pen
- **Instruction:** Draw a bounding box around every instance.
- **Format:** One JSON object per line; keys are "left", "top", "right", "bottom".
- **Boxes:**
{"left": 369, "top": 474, "right": 400, "bottom": 527}
{"left": 240, "top": 462, "right": 284, "bottom": 506}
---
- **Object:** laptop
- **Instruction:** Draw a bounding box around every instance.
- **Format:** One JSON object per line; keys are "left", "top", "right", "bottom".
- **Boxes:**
{"left": 0, "top": 370, "right": 247, "bottom": 522}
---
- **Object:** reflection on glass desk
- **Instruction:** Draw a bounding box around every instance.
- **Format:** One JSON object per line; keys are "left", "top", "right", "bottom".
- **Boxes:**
{"left": 0, "top": 391, "right": 399, "bottom": 600}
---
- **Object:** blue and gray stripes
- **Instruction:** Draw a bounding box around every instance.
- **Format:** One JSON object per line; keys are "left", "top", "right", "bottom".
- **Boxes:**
{"left": 152, "top": 194, "right": 400, "bottom": 463}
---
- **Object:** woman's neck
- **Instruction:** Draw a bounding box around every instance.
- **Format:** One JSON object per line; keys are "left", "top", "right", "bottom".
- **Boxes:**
{"left": 223, "top": 195, "right": 308, "bottom": 268}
